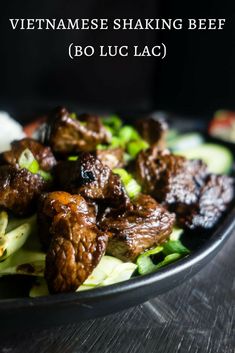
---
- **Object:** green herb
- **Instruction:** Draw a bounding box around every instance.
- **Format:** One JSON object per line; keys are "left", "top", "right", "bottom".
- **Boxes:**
{"left": 102, "top": 115, "right": 122, "bottom": 133}
{"left": 127, "top": 140, "right": 149, "bottom": 158}
{"left": 69, "top": 112, "right": 77, "bottom": 120}
{"left": 136, "top": 239, "right": 190, "bottom": 276}
{"left": 18, "top": 149, "right": 52, "bottom": 181}
{"left": 18, "top": 149, "right": 40, "bottom": 174}
{"left": 68, "top": 155, "right": 79, "bottom": 161}
{"left": 163, "top": 240, "right": 190, "bottom": 256}
{"left": 113, "top": 168, "right": 141, "bottom": 199}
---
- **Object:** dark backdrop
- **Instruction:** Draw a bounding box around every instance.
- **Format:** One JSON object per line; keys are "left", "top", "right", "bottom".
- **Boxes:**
{"left": 0, "top": 0, "right": 234, "bottom": 117}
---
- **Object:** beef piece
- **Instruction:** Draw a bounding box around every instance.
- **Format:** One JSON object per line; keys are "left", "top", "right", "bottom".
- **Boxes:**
{"left": 135, "top": 146, "right": 233, "bottom": 230}
{"left": 0, "top": 138, "right": 56, "bottom": 171}
{"left": 54, "top": 153, "right": 130, "bottom": 208}
{"left": 178, "top": 174, "right": 234, "bottom": 229}
{"left": 135, "top": 147, "right": 208, "bottom": 213}
{"left": 37, "top": 191, "right": 97, "bottom": 249}
{"left": 99, "top": 194, "right": 175, "bottom": 262}
{"left": 43, "top": 107, "right": 111, "bottom": 154}
{"left": 135, "top": 117, "right": 168, "bottom": 147}
{"left": 41, "top": 192, "right": 109, "bottom": 293}
{"left": 0, "top": 165, "right": 47, "bottom": 216}
{"left": 96, "top": 148, "right": 125, "bottom": 169}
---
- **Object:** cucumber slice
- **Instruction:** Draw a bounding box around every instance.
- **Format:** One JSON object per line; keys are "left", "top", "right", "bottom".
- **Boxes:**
{"left": 101, "top": 263, "right": 137, "bottom": 286}
{"left": 168, "top": 133, "right": 204, "bottom": 151}
{"left": 174, "top": 143, "right": 233, "bottom": 174}
{"left": 83, "top": 256, "right": 123, "bottom": 286}
{"left": 30, "top": 256, "right": 137, "bottom": 297}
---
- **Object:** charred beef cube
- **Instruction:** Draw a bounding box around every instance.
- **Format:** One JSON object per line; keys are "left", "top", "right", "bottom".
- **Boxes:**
{"left": 135, "top": 147, "right": 208, "bottom": 213}
{"left": 37, "top": 191, "right": 97, "bottom": 249}
{"left": 43, "top": 107, "right": 111, "bottom": 154}
{"left": 135, "top": 146, "right": 233, "bottom": 230}
{"left": 96, "top": 148, "right": 125, "bottom": 169}
{"left": 0, "top": 165, "right": 47, "bottom": 216}
{"left": 54, "top": 153, "right": 130, "bottom": 208}
{"left": 135, "top": 117, "right": 168, "bottom": 147}
{"left": 0, "top": 138, "right": 56, "bottom": 171}
{"left": 178, "top": 174, "right": 234, "bottom": 229}
{"left": 99, "top": 194, "right": 175, "bottom": 262}
{"left": 40, "top": 192, "right": 109, "bottom": 293}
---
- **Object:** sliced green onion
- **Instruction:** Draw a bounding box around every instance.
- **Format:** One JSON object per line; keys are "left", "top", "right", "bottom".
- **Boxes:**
{"left": 102, "top": 115, "right": 122, "bottom": 132}
{"left": 127, "top": 140, "right": 149, "bottom": 158}
{"left": 18, "top": 148, "right": 52, "bottom": 181}
{"left": 113, "top": 168, "right": 141, "bottom": 199}
{"left": 125, "top": 179, "right": 141, "bottom": 199}
{"left": 18, "top": 149, "right": 40, "bottom": 174}
{"left": 118, "top": 126, "right": 140, "bottom": 144}
{"left": 162, "top": 240, "right": 190, "bottom": 256}
{"left": 136, "top": 239, "right": 190, "bottom": 275}
{"left": 37, "top": 170, "right": 52, "bottom": 181}
{"left": 110, "top": 136, "right": 124, "bottom": 148}
{"left": 136, "top": 246, "right": 163, "bottom": 275}
{"left": 113, "top": 168, "right": 131, "bottom": 184}
{"left": 155, "top": 253, "right": 182, "bottom": 269}
{"left": 68, "top": 155, "right": 79, "bottom": 161}
{"left": 96, "top": 144, "right": 108, "bottom": 150}
{"left": 69, "top": 112, "right": 77, "bottom": 120}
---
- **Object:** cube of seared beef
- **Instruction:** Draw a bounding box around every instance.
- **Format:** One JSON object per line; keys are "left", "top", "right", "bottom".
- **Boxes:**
{"left": 135, "top": 146, "right": 208, "bottom": 213}
{"left": 42, "top": 107, "right": 111, "bottom": 154}
{"left": 0, "top": 165, "right": 47, "bottom": 216}
{"left": 135, "top": 146, "right": 233, "bottom": 230}
{"left": 37, "top": 191, "right": 98, "bottom": 249}
{"left": 135, "top": 116, "right": 168, "bottom": 148}
{"left": 178, "top": 174, "right": 234, "bottom": 229}
{"left": 41, "top": 192, "right": 109, "bottom": 293}
{"left": 96, "top": 148, "right": 125, "bottom": 169}
{"left": 0, "top": 138, "right": 56, "bottom": 171}
{"left": 54, "top": 153, "right": 130, "bottom": 208}
{"left": 99, "top": 194, "right": 175, "bottom": 262}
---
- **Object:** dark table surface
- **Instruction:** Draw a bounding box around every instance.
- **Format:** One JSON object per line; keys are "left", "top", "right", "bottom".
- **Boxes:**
{"left": 1, "top": 227, "right": 235, "bottom": 353}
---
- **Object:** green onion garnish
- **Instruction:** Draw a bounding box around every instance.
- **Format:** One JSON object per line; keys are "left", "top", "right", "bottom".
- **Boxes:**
{"left": 18, "top": 149, "right": 40, "bottom": 174}
{"left": 18, "top": 149, "right": 52, "bottom": 181}
{"left": 113, "top": 168, "right": 141, "bottom": 199}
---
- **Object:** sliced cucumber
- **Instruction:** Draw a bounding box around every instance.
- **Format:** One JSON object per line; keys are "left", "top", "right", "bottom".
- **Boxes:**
{"left": 101, "top": 263, "right": 137, "bottom": 286}
{"left": 174, "top": 143, "right": 233, "bottom": 174}
{"left": 29, "top": 256, "right": 137, "bottom": 297}
{"left": 83, "top": 256, "right": 123, "bottom": 286}
{"left": 168, "top": 133, "right": 204, "bottom": 151}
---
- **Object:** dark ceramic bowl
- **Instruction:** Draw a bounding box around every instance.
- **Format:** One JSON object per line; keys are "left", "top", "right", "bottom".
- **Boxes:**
{"left": 0, "top": 113, "right": 234, "bottom": 332}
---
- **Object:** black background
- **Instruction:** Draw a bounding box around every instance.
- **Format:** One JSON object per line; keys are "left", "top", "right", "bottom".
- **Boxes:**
{"left": 0, "top": 0, "right": 235, "bottom": 117}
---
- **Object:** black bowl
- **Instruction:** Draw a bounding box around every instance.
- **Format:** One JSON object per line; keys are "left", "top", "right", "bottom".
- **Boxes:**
{"left": 0, "top": 113, "right": 234, "bottom": 332}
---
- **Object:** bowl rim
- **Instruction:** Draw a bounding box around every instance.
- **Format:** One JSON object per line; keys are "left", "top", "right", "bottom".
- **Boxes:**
{"left": 0, "top": 205, "right": 234, "bottom": 311}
